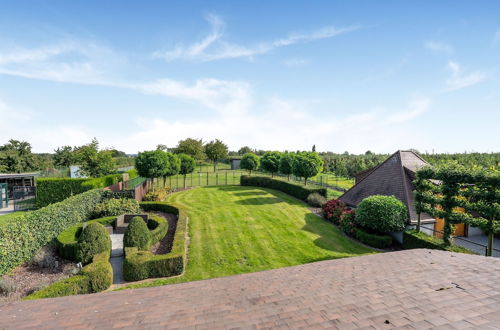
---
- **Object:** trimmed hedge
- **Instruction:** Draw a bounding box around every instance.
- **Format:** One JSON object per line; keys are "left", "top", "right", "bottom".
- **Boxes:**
{"left": 355, "top": 195, "right": 408, "bottom": 233}
{"left": 354, "top": 228, "right": 393, "bottom": 248}
{"left": 36, "top": 174, "right": 122, "bottom": 207}
{"left": 148, "top": 214, "right": 168, "bottom": 245}
{"left": 0, "top": 189, "right": 104, "bottom": 276}
{"left": 93, "top": 198, "right": 140, "bottom": 218}
{"left": 403, "top": 230, "right": 475, "bottom": 254}
{"left": 76, "top": 223, "right": 111, "bottom": 265}
{"left": 124, "top": 217, "right": 151, "bottom": 251}
{"left": 56, "top": 216, "right": 115, "bottom": 261}
{"left": 123, "top": 202, "right": 187, "bottom": 281}
{"left": 25, "top": 252, "right": 113, "bottom": 300}
{"left": 240, "top": 176, "right": 327, "bottom": 202}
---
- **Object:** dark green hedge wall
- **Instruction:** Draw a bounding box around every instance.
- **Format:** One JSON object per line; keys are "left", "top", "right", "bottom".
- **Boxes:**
{"left": 240, "top": 176, "right": 327, "bottom": 201}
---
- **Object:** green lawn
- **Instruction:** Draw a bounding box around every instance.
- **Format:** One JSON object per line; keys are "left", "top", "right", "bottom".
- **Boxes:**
{"left": 121, "top": 185, "right": 374, "bottom": 290}
{"left": 0, "top": 211, "right": 27, "bottom": 226}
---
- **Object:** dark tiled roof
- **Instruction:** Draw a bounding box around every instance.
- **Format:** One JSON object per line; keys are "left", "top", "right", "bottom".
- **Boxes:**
{"left": 1, "top": 250, "right": 500, "bottom": 328}
{"left": 339, "top": 150, "right": 434, "bottom": 223}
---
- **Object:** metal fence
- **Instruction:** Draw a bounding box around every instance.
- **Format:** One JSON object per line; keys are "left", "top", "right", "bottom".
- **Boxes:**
{"left": 420, "top": 225, "right": 500, "bottom": 257}
{"left": 12, "top": 186, "right": 37, "bottom": 211}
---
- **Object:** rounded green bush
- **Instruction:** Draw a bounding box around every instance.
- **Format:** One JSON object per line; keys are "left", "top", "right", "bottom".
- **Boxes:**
{"left": 76, "top": 223, "right": 111, "bottom": 265}
{"left": 354, "top": 195, "right": 408, "bottom": 233}
{"left": 124, "top": 217, "right": 151, "bottom": 250}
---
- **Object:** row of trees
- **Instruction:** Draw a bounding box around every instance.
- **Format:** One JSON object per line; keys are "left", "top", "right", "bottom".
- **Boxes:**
{"left": 240, "top": 151, "right": 324, "bottom": 186}
{"left": 415, "top": 164, "right": 499, "bottom": 256}
{"left": 160, "top": 138, "right": 228, "bottom": 171}
{"left": 135, "top": 150, "right": 196, "bottom": 188}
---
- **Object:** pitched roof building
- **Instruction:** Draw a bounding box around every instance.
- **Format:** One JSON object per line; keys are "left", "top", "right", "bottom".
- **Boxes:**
{"left": 339, "top": 150, "right": 435, "bottom": 224}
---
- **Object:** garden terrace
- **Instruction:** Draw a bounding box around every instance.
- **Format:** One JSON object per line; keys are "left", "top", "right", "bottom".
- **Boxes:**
{"left": 2, "top": 249, "right": 499, "bottom": 328}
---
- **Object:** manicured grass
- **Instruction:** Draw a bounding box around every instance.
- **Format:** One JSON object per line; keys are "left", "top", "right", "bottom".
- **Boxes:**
{"left": 120, "top": 185, "right": 374, "bottom": 290}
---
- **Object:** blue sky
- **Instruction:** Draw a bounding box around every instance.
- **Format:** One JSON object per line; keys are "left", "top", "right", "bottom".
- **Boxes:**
{"left": 0, "top": 0, "right": 499, "bottom": 154}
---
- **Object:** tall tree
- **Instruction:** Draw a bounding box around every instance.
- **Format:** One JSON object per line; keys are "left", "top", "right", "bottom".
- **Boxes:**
{"left": 163, "top": 152, "right": 180, "bottom": 187}
{"left": 241, "top": 153, "right": 260, "bottom": 175}
{"left": 175, "top": 138, "right": 205, "bottom": 160}
{"left": 204, "top": 139, "right": 228, "bottom": 171}
{"left": 238, "top": 146, "right": 253, "bottom": 155}
{"left": 292, "top": 152, "right": 324, "bottom": 185}
{"left": 178, "top": 154, "right": 196, "bottom": 188}
{"left": 312, "top": 145, "right": 316, "bottom": 152}
{"left": 279, "top": 152, "right": 295, "bottom": 181}
{"left": 260, "top": 151, "right": 281, "bottom": 177}
{"left": 0, "top": 139, "right": 37, "bottom": 173}
{"left": 74, "top": 139, "right": 114, "bottom": 177}
{"left": 135, "top": 150, "right": 169, "bottom": 189}
{"left": 53, "top": 146, "right": 76, "bottom": 167}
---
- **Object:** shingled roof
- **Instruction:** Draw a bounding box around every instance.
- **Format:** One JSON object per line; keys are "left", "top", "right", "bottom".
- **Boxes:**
{"left": 339, "top": 150, "right": 434, "bottom": 223}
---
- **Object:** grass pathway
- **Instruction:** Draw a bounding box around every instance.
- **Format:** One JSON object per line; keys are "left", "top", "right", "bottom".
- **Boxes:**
{"left": 121, "top": 185, "right": 374, "bottom": 289}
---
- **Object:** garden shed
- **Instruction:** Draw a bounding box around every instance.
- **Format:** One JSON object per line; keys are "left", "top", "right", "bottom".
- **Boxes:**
{"left": 0, "top": 172, "right": 37, "bottom": 199}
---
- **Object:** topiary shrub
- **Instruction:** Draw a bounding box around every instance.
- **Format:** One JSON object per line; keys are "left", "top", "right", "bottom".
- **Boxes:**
{"left": 354, "top": 195, "right": 408, "bottom": 233}
{"left": 322, "top": 199, "right": 346, "bottom": 224}
{"left": 81, "top": 252, "right": 113, "bottom": 292}
{"left": 307, "top": 193, "right": 327, "bottom": 207}
{"left": 93, "top": 198, "right": 140, "bottom": 218}
{"left": 124, "top": 217, "right": 151, "bottom": 250}
{"left": 76, "top": 223, "right": 111, "bottom": 265}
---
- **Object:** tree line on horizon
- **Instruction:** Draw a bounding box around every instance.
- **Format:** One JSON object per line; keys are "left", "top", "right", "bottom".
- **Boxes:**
{"left": 0, "top": 138, "right": 498, "bottom": 178}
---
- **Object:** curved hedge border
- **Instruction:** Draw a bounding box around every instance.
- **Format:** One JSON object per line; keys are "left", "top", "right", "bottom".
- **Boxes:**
{"left": 0, "top": 189, "right": 104, "bottom": 275}
{"left": 148, "top": 214, "right": 168, "bottom": 245}
{"left": 123, "top": 202, "right": 188, "bottom": 281}
{"left": 240, "top": 176, "right": 327, "bottom": 202}
{"left": 36, "top": 174, "right": 122, "bottom": 207}
{"left": 25, "top": 251, "right": 113, "bottom": 300}
{"left": 56, "top": 216, "right": 116, "bottom": 261}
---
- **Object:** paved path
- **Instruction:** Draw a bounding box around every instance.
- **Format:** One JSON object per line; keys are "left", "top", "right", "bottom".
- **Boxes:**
{"left": 1, "top": 249, "right": 500, "bottom": 329}
{"left": 454, "top": 234, "right": 500, "bottom": 257}
{"left": 110, "top": 233, "right": 124, "bottom": 284}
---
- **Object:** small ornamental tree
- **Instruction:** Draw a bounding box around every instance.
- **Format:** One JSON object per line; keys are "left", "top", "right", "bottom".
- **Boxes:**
{"left": 162, "top": 152, "right": 180, "bottom": 187}
{"left": 355, "top": 195, "right": 408, "bottom": 233}
{"left": 260, "top": 151, "right": 281, "bottom": 177}
{"left": 241, "top": 153, "right": 260, "bottom": 175}
{"left": 178, "top": 153, "right": 196, "bottom": 188}
{"left": 76, "top": 223, "right": 111, "bottom": 265}
{"left": 292, "top": 151, "right": 324, "bottom": 186}
{"left": 124, "top": 217, "right": 151, "bottom": 251}
{"left": 135, "top": 150, "right": 169, "bottom": 189}
{"left": 279, "top": 152, "right": 295, "bottom": 181}
{"left": 204, "top": 139, "right": 228, "bottom": 171}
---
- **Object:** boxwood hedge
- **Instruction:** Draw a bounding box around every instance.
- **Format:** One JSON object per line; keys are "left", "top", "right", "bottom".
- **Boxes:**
{"left": 36, "top": 174, "right": 122, "bottom": 207}
{"left": 240, "top": 176, "right": 327, "bottom": 202}
{"left": 354, "top": 228, "right": 393, "bottom": 248}
{"left": 25, "top": 251, "right": 113, "bottom": 300}
{"left": 0, "top": 189, "right": 104, "bottom": 275}
{"left": 123, "top": 202, "right": 186, "bottom": 281}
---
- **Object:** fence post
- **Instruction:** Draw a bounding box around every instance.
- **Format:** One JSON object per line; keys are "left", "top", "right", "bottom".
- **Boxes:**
{"left": 216, "top": 173, "right": 219, "bottom": 185}
{"left": 225, "top": 172, "right": 228, "bottom": 185}
{"left": 176, "top": 175, "right": 179, "bottom": 189}
{"left": 206, "top": 172, "right": 209, "bottom": 186}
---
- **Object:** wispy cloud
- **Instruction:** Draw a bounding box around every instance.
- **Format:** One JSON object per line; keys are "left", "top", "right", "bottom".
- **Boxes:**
{"left": 493, "top": 29, "right": 500, "bottom": 44}
{"left": 153, "top": 14, "right": 360, "bottom": 62}
{"left": 385, "top": 98, "right": 430, "bottom": 124}
{"left": 283, "top": 58, "right": 309, "bottom": 67}
{"left": 424, "top": 41, "right": 454, "bottom": 54}
{"left": 445, "top": 61, "right": 486, "bottom": 91}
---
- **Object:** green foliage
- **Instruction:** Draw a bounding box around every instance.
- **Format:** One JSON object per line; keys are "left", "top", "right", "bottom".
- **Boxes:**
{"left": 238, "top": 146, "right": 253, "bottom": 155}
{"left": 240, "top": 176, "right": 327, "bottom": 202}
{"left": 278, "top": 152, "right": 295, "bottom": 179}
{"left": 0, "top": 139, "right": 38, "bottom": 173}
{"left": 56, "top": 216, "right": 116, "bottom": 261}
{"left": 339, "top": 209, "right": 356, "bottom": 235}
{"left": 403, "top": 230, "right": 475, "bottom": 254}
{"left": 354, "top": 228, "right": 392, "bottom": 248}
{"left": 204, "top": 139, "right": 228, "bottom": 170}
{"left": 123, "top": 202, "right": 187, "bottom": 281}
{"left": 124, "top": 217, "right": 151, "bottom": 250}
{"left": 74, "top": 139, "right": 115, "bottom": 177}
{"left": 0, "top": 189, "right": 104, "bottom": 275}
{"left": 355, "top": 195, "right": 408, "bottom": 233}
{"left": 93, "top": 198, "right": 140, "bottom": 218}
{"left": 260, "top": 151, "right": 281, "bottom": 176}
{"left": 148, "top": 214, "right": 168, "bottom": 245}
{"left": 175, "top": 138, "right": 205, "bottom": 160}
{"left": 36, "top": 174, "right": 122, "bottom": 207}
{"left": 306, "top": 192, "right": 327, "bottom": 207}
{"left": 178, "top": 154, "right": 196, "bottom": 175}
{"left": 53, "top": 145, "right": 76, "bottom": 167}
{"left": 292, "top": 151, "right": 324, "bottom": 185}
{"left": 322, "top": 199, "right": 347, "bottom": 224}
{"left": 164, "top": 152, "right": 181, "bottom": 177}
{"left": 135, "top": 150, "right": 169, "bottom": 179}
{"left": 240, "top": 153, "right": 260, "bottom": 174}
{"left": 143, "top": 187, "right": 170, "bottom": 202}
{"left": 25, "top": 252, "right": 112, "bottom": 300}
{"left": 76, "top": 223, "right": 111, "bottom": 265}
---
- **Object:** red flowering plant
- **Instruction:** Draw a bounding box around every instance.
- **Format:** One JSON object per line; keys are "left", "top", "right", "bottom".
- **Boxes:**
{"left": 322, "top": 199, "right": 346, "bottom": 224}
{"left": 339, "top": 209, "right": 356, "bottom": 236}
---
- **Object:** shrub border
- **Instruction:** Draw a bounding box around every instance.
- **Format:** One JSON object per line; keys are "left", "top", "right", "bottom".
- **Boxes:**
{"left": 123, "top": 202, "right": 188, "bottom": 281}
